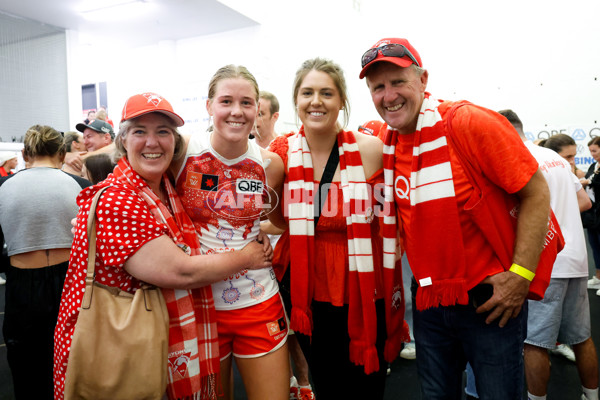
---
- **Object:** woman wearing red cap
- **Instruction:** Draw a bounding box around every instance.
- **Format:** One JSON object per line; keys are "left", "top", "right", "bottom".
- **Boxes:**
{"left": 171, "top": 65, "right": 289, "bottom": 400}
{"left": 268, "top": 57, "right": 409, "bottom": 399}
{"left": 54, "top": 92, "right": 273, "bottom": 400}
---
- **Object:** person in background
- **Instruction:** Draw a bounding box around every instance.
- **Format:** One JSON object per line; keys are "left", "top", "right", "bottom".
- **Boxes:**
{"left": 360, "top": 37, "right": 551, "bottom": 399}
{"left": 542, "top": 134, "right": 582, "bottom": 178}
{"left": 83, "top": 109, "right": 96, "bottom": 125}
{"left": 0, "top": 125, "right": 91, "bottom": 399}
{"left": 583, "top": 136, "right": 600, "bottom": 291}
{"left": 64, "top": 118, "right": 115, "bottom": 172}
{"left": 76, "top": 119, "right": 114, "bottom": 152}
{"left": 173, "top": 66, "right": 289, "bottom": 400}
{"left": 251, "top": 91, "right": 280, "bottom": 148}
{"left": 81, "top": 153, "right": 115, "bottom": 184}
{"left": 54, "top": 92, "right": 273, "bottom": 400}
{"left": 63, "top": 131, "right": 86, "bottom": 153}
{"left": 500, "top": 109, "right": 599, "bottom": 400}
{"left": 269, "top": 57, "right": 408, "bottom": 400}
{"left": 96, "top": 105, "right": 115, "bottom": 128}
{"left": 357, "top": 120, "right": 386, "bottom": 137}
{"left": 62, "top": 131, "right": 87, "bottom": 176}
{"left": 0, "top": 152, "right": 18, "bottom": 177}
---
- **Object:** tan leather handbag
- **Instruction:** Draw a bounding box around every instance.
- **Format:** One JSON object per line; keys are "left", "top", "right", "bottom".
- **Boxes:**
{"left": 64, "top": 186, "right": 170, "bottom": 400}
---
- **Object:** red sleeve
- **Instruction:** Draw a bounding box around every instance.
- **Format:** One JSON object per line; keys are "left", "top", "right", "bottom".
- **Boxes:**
{"left": 448, "top": 103, "right": 538, "bottom": 194}
{"left": 95, "top": 187, "right": 167, "bottom": 268}
{"left": 268, "top": 133, "right": 293, "bottom": 170}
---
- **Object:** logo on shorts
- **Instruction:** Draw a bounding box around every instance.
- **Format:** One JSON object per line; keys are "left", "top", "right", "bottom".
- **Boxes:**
{"left": 266, "top": 317, "right": 287, "bottom": 336}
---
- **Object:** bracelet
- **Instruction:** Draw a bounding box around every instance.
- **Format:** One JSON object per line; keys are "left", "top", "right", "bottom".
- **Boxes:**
{"left": 509, "top": 263, "right": 535, "bottom": 281}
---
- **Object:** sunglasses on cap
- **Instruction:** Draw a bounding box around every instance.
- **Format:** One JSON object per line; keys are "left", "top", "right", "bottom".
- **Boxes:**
{"left": 361, "top": 43, "right": 420, "bottom": 69}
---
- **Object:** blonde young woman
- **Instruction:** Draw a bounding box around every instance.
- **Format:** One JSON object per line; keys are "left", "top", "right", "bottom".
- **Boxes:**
{"left": 171, "top": 65, "right": 288, "bottom": 400}
{"left": 268, "top": 58, "right": 407, "bottom": 400}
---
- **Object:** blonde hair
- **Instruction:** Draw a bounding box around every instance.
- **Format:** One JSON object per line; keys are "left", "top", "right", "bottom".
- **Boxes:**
{"left": 208, "top": 65, "right": 259, "bottom": 102}
{"left": 23, "top": 125, "right": 65, "bottom": 159}
{"left": 292, "top": 58, "right": 350, "bottom": 128}
{"left": 95, "top": 109, "right": 108, "bottom": 121}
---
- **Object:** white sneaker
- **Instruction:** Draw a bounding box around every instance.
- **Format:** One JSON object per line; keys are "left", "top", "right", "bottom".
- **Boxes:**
{"left": 597, "top": 288, "right": 600, "bottom": 297}
{"left": 588, "top": 276, "right": 600, "bottom": 289}
{"left": 0, "top": 275, "right": 5, "bottom": 285}
{"left": 550, "top": 344, "right": 576, "bottom": 362}
{"left": 400, "top": 343, "right": 416, "bottom": 360}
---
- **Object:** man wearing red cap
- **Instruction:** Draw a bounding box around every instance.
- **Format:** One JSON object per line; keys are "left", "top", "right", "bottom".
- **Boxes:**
{"left": 360, "top": 38, "right": 553, "bottom": 399}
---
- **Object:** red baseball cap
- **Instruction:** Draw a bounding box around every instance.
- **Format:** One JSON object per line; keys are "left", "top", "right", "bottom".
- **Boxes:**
{"left": 121, "top": 92, "right": 184, "bottom": 127}
{"left": 358, "top": 120, "right": 387, "bottom": 138}
{"left": 359, "top": 38, "right": 423, "bottom": 79}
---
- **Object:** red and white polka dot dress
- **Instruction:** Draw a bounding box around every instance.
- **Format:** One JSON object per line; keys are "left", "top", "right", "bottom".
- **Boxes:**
{"left": 53, "top": 180, "right": 167, "bottom": 399}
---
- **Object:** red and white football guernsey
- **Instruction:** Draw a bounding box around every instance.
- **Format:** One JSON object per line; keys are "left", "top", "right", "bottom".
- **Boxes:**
{"left": 176, "top": 133, "right": 279, "bottom": 310}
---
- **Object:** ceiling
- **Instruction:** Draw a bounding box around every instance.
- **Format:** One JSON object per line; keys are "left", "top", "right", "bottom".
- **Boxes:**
{"left": 0, "top": 0, "right": 259, "bottom": 47}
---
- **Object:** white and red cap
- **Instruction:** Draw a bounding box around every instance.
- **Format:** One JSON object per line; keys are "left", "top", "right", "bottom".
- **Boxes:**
{"left": 358, "top": 120, "right": 387, "bottom": 138}
{"left": 121, "top": 92, "right": 184, "bottom": 127}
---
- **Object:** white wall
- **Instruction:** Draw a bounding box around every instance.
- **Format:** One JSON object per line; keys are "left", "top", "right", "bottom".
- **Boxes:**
{"left": 0, "top": 28, "right": 69, "bottom": 142}
{"left": 65, "top": 0, "right": 600, "bottom": 165}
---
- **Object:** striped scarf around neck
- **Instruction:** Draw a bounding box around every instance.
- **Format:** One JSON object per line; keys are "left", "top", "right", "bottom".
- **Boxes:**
{"left": 382, "top": 93, "right": 469, "bottom": 310}
{"left": 111, "top": 158, "right": 219, "bottom": 400}
{"left": 287, "top": 127, "right": 407, "bottom": 374}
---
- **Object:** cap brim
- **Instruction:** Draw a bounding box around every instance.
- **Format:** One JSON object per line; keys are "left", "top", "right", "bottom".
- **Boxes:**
{"left": 123, "top": 110, "right": 185, "bottom": 127}
{"left": 75, "top": 123, "right": 88, "bottom": 133}
{"left": 359, "top": 57, "right": 415, "bottom": 79}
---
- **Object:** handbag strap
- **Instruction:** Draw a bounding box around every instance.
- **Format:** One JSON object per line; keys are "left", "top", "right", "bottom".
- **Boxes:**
{"left": 81, "top": 186, "right": 111, "bottom": 309}
{"left": 314, "top": 139, "right": 339, "bottom": 227}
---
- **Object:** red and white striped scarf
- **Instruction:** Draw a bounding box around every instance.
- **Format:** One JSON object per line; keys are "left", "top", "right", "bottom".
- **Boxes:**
{"left": 288, "top": 128, "right": 407, "bottom": 374}
{"left": 382, "top": 93, "right": 469, "bottom": 310}
{"left": 110, "top": 158, "right": 219, "bottom": 400}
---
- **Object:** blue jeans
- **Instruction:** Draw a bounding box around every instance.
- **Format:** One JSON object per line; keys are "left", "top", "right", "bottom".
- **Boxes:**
{"left": 412, "top": 281, "right": 527, "bottom": 400}
{"left": 465, "top": 362, "right": 478, "bottom": 398}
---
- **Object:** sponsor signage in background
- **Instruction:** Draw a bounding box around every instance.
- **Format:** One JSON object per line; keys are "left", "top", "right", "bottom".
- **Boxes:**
{"left": 176, "top": 81, "right": 210, "bottom": 137}
{"left": 525, "top": 125, "right": 600, "bottom": 171}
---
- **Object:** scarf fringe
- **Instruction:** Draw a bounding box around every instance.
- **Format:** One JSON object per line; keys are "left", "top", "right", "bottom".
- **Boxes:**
{"left": 175, "top": 374, "right": 217, "bottom": 400}
{"left": 415, "top": 279, "right": 469, "bottom": 311}
{"left": 290, "top": 307, "right": 312, "bottom": 336}
{"left": 362, "top": 346, "right": 380, "bottom": 375}
{"left": 349, "top": 341, "right": 380, "bottom": 375}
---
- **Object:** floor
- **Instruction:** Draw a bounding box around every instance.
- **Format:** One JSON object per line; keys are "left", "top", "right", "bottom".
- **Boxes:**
{"left": 1, "top": 262, "right": 600, "bottom": 400}
{"left": 229, "top": 291, "right": 600, "bottom": 400}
